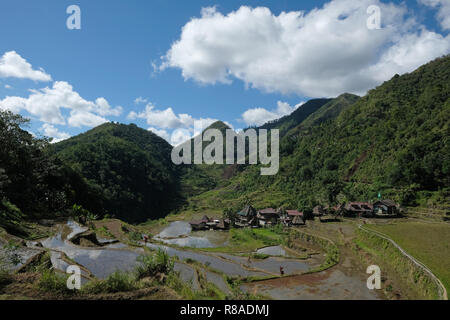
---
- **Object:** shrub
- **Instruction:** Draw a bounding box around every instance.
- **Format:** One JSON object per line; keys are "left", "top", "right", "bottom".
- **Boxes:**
{"left": 72, "top": 204, "right": 98, "bottom": 222}
{"left": 135, "top": 250, "right": 174, "bottom": 280}
{"left": 82, "top": 271, "right": 137, "bottom": 294}
{"left": 251, "top": 253, "right": 269, "bottom": 260}
{"left": 37, "top": 270, "right": 73, "bottom": 295}
{"left": 129, "top": 231, "right": 142, "bottom": 242}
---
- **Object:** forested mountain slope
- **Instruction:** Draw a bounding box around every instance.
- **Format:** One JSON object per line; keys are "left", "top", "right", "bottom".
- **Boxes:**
{"left": 52, "top": 122, "right": 181, "bottom": 222}
{"left": 185, "top": 55, "right": 450, "bottom": 212}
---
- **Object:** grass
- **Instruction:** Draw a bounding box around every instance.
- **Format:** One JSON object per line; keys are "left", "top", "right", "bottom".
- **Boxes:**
{"left": 199, "top": 227, "right": 286, "bottom": 254}
{"left": 82, "top": 271, "right": 138, "bottom": 294}
{"left": 135, "top": 249, "right": 175, "bottom": 280}
{"left": 37, "top": 270, "right": 74, "bottom": 295}
{"left": 365, "top": 221, "right": 450, "bottom": 294}
{"left": 97, "top": 226, "right": 114, "bottom": 238}
{"left": 354, "top": 228, "right": 440, "bottom": 299}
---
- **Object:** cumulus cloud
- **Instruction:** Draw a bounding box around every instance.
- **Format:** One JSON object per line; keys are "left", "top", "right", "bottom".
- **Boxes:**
{"left": 128, "top": 103, "right": 219, "bottom": 131}
{"left": 134, "top": 96, "right": 148, "bottom": 105}
{"left": 128, "top": 102, "right": 233, "bottom": 145}
{"left": 419, "top": 0, "right": 450, "bottom": 30}
{"left": 241, "top": 101, "right": 304, "bottom": 126}
{"left": 4, "top": 84, "right": 12, "bottom": 89}
{"left": 40, "top": 123, "right": 71, "bottom": 143}
{"left": 170, "top": 129, "right": 193, "bottom": 146}
{"left": 158, "top": 0, "right": 450, "bottom": 97}
{"left": 0, "top": 81, "right": 122, "bottom": 128}
{"left": 0, "top": 51, "right": 52, "bottom": 82}
{"left": 148, "top": 127, "right": 170, "bottom": 141}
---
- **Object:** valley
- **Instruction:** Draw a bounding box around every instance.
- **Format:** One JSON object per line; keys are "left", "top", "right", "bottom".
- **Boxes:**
{"left": 1, "top": 55, "right": 449, "bottom": 300}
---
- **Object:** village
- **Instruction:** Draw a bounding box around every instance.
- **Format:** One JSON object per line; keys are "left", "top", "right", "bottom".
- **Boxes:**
{"left": 189, "top": 199, "right": 400, "bottom": 231}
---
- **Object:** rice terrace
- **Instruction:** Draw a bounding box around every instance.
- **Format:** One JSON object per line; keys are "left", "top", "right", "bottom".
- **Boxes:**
{"left": 0, "top": 0, "right": 449, "bottom": 311}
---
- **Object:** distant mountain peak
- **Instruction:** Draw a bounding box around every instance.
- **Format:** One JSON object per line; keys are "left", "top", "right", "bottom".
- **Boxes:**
{"left": 204, "top": 120, "right": 232, "bottom": 132}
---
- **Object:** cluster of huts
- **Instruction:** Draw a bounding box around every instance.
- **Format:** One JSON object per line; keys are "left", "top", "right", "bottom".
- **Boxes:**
{"left": 189, "top": 199, "right": 399, "bottom": 231}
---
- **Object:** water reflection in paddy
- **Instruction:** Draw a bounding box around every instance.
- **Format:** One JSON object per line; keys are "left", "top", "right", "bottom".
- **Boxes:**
{"left": 154, "top": 221, "right": 228, "bottom": 248}
{"left": 143, "top": 242, "right": 267, "bottom": 277}
{"left": 257, "top": 245, "right": 290, "bottom": 257}
{"left": 41, "top": 223, "right": 144, "bottom": 279}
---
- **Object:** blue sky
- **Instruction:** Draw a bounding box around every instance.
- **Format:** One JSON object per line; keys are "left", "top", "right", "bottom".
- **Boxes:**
{"left": 0, "top": 0, "right": 449, "bottom": 144}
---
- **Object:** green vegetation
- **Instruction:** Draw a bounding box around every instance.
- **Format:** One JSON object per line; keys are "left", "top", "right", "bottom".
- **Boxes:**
{"left": 354, "top": 227, "right": 441, "bottom": 300}
{"left": 82, "top": 271, "right": 138, "bottom": 294}
{"left": 1, "top": 53, "right": 449, "bottom": 300}
{"left": 201, "top": 227, "right": 286, "bottom": 253}
{"left": 135, "top": 250, "right": 175, "bottom": 280}
{"left": 178, "top": 55, "right": 450, "bottom": 216}
{"left": 259, "top": 98, "right": 334, "bottom": 135}
{"left": 37, "top": 270, "right": 73, "bottom": 295}
{"left": 288, "top": 229, "right": 340, "bottom": 272}
{"left": 0, "top": 111, "right": 85, "bottom": 230}
{"left": 51, "top": 122, "right": 182, "bottom": 222}
{"left": 364, "top": 221, "right": 450, "bottom": 294}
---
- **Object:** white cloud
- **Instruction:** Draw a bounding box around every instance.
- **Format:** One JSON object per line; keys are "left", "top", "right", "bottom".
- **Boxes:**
{"left": 0, "top": 81, "right": 122, "bottom": 128}
{"left": 67, "top": 110, "right": 108, "bottom": 128}
{"left": 158, "top": 1, "right": 450, "bottom": 97}
{"left": 128, "top": 102, "right": 233, "bottom": 145}
{"left": 0, "top": 51, "right": 52, "bottom": 82}
{"left": 241, "top": 101, "right": 303, "bottom": 126}
{"left": 40, "top": 123, "right": 71, "bottom": 143}
{"left": 4, "top": 84, "right": 12, "bottom": 89}
{"left": 148, "top": 127, "right": 170, "bottom": 141}
{"left": 419, "top": 0, "right": 450, "bottom": 30}
{"left": 171, "top": 129, "right": 193, "bottom": 146}
{"left": 128, "top": 102, "right": 219, "bottom": 131}
{"left": 134, "top": 96, "right": 148, "bottom": 105}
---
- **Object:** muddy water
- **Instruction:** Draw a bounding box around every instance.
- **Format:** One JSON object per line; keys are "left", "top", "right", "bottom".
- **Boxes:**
{"left": 37, "top": 220, "right": 379, "bottom": 300}
{"left": 205, "top": 271, "right": 232, "bottom": 295}
{"left": 174, "top": 262, "right": 200, "bottom": 291}
{"left": 143, "top": 242, "right": 267, "bottom": 277}
{"left": 216, "top": 253, "right": 310, "bottom": 276}
{"left": 241, "top": 268, "right": 380, "bottom": 300}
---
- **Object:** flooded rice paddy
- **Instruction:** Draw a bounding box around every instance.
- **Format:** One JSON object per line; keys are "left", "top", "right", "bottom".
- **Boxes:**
{"left": 0, "top": 220, "right": 384, "bottom": 299}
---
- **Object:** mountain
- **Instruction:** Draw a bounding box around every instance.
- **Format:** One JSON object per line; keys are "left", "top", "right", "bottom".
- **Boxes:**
{"left": 183, "top": 55, "right": 450, "bottom": 212}
{"left": 178, "top": 121, "right": 238, "bottom": 199}
{"left": 285, "top": 93, "right": 360, "bottom": 136}
{"left": 51, "top": 122, "right": 181, "bottom": 222}
{"left": 258, "top": 98, "right": 333, "bottom": 135}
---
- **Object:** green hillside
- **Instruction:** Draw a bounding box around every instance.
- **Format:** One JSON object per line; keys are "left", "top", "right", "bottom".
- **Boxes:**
{"left": 51, "top": 122, "right": 181, "bottom": 222}
{"left": 183, "top": 55, "right": 450, "bottom": 212}
{"left": 259, "top": 98, "right": 332, "bottom": 135}
{"left": 2, "top": 56, "right": 448, "bottom": 225}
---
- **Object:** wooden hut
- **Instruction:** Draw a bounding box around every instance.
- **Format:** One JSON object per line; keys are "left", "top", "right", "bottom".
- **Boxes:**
{"left": 236, "top": 205, "right": 258, "bottom": 227}
{"left": 373, "top": 200, "right": 398, "bottom": 216}
{"left": 189, "top": 215, "right": 211, "bottom": 231}
{"left": 257, "top": 208, "right": 280, "bottom": 227}
{"left": 285, "top": 210, "right": 304, "bottom": 226}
